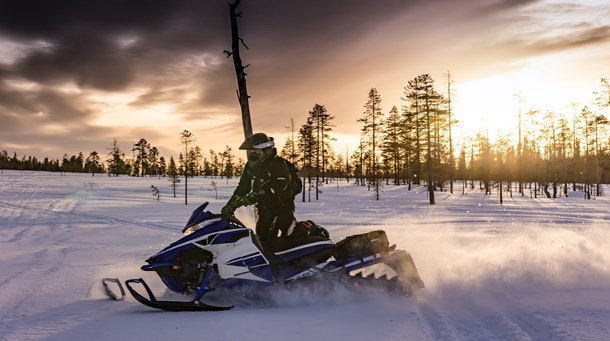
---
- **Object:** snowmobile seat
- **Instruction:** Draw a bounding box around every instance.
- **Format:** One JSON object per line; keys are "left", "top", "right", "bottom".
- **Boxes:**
{"left": 265, "top": 236, "right": 336, "bottom": 263}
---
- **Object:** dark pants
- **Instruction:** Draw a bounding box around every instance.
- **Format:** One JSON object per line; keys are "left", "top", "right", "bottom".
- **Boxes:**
{"left": 255, "top": 203, "right": 295, "bottom": 241}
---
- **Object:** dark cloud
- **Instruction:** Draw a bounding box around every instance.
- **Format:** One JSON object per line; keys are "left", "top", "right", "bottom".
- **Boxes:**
{"left": 0, "top": 0, "right": 202, "bottom": 39}
{"left": 13, "top": 33, "right": 133, "bottom": 90}
{"left": 0, "top": 81, "right": 92, "bottom": 121}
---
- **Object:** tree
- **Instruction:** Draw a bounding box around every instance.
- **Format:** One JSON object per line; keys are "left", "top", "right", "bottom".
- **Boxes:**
{"left": 180, "top": 130, "right": 195, "bottom": 205}
{"left": 403, "top": 75, "right": 441, "bottom": 204}
{"left": 297, "top": 119, "right": 316, "bottom": 202}
{"left": 0, "top": 150, "right": 8, "bottom": 173}
{"left": 61, "top": 153, "right": 84, "bottom": 173}
{"left": 556, "top": 115, "right": 572, "bottom": 196}
{"left": 580, "top": 106, "right": 593, "bottom": 199}
{"left": 593, "top": 114, "right": 609, "bottom": 196}
{"left": 208, "top": 149, "right": 220, "bottom": 177}
{"left": 280, "top": 118, "right": 299, "bottom": 164}
{"left": 307, "top": 104, "right": 335, "bottom": 185}
{"left": 167, "top": 156, "right": 180, "bottom": 198}
{"left": 147, "top": 146, "right": 160, "bottom": 177}
{"left": 381, "top": 106, "right": 403, "bottom": 185}
{"left": 85, "top": 151, "right": 102, "bottom": 176}
{"left": 133, "top": 138, "right": 150, "bottom": 177}
{"left": 222, "top": 145, "right": 235, "bottom": 183}
{"left": 187, "top": 147, "right": 199, "bottom": 177}
{"left": 594, "top": 77, "right": 610, "bottom": 110}
{"left": 402, "top": 77, "right": 424, "bottom": 185}
{"left": 358, "top": 88, "right": 384, "bottom": 200}
{"left": 225, "top": 0, "right": 252, "bottom": 139}
{"left": 158, "top": 156, "right": 167, "bottom": 178}
{"left": 445, "top": 70, "right": 455, "bottom": 194}
{"left": 107, "top": 139, "right": 127, "bottom": 176}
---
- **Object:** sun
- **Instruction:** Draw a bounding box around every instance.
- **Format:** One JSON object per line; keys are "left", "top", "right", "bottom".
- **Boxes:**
{"left": 451, "top": 53, "right": 595, "bottom": 146}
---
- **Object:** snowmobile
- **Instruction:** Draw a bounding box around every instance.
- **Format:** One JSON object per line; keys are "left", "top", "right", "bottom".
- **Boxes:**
{"left": 120, "top": 202, "right": 424, "bottom": 311}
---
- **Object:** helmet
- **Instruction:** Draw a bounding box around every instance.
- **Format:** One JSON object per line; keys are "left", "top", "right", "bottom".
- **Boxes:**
{"left": 239, "top": 133, "right": 275, "bottom": 150}
{"left": 240, "top": 133, "right": 275, "bottom": 166}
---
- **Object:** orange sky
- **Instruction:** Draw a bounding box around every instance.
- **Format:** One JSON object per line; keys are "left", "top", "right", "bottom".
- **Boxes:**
{"left": 0, "top": 0, "right": 609, "bottom": 162}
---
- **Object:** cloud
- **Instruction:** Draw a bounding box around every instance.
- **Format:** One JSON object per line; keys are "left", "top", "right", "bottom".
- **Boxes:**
{"left": 537, "top": 25, "right": 610, "bottom": 51}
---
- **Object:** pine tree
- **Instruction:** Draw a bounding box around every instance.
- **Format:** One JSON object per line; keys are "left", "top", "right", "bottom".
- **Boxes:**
{"left": 85, "top": 151, "right": 102, "bottom": 176}
{"left": 285, "top": 118, "right": 298, "bottom": 164}
{"left": 298, "top": 119, "right": 316, "bottom": 202}
{"left": 222, "top": 145, "right": 235, "bottom": 183}
{"left": 133, "top": 138, "right": 150, "bottom": 177}
{"left": 358, "top": 88, "right": 384, "bottom": 200}
{"left": 107, "top": 139, "right": 127, "bottom": 177}
{"left": 381, "top": 106, "right": 403, "bottom": 185}
{"left": 307, "top": 104, "right": 335, "bottom": 185}
{"left": 403, "top": 74, "right": 441, "bottom": 204}
{"left": 167, "top": 156, "right": 180, "bottom": 198}
{"left": 148, "top": 147, "right": 160, "bottom": 177}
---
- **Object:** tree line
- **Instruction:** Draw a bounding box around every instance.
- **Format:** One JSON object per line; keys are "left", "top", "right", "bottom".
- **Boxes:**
{"left": 279, "top": 75, "right": 610, "bottom": 203}
{"left": 1, "top": 136, "right": 245, "bottom": 180}
{"left": 3, "top": 76, "right": 609, "bottom": 204}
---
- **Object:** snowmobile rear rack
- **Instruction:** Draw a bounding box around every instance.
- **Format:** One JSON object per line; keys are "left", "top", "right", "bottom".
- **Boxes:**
{"left": 124, "top": 278, "right": 233, "bottom": 312}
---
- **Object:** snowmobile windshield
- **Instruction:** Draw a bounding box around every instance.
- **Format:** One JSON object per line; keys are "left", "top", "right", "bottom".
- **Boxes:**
{"left": 183, "top": 217, "right": 223, "bottom": 236}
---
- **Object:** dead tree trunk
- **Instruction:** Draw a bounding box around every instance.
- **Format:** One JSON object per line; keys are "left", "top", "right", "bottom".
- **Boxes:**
{"left": 225, "top": 0, "right": 253, "bottom": 139}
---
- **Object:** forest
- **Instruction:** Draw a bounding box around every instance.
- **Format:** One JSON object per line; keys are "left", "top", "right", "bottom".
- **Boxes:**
{"left": 2, "top": 76, "right": 609, "bottom": 204}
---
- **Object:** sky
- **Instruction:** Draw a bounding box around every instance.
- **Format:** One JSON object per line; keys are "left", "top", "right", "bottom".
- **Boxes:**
{"left": 1, "top": 0, "right": 609, "bottom": 161}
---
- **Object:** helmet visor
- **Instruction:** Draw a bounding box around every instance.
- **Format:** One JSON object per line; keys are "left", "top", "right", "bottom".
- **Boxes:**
{"left": 247, "top": 149, "right": 263, "bottom": 163}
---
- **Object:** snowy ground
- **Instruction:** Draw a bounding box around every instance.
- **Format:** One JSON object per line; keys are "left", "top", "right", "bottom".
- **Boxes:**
{"left": 1, "top": 170, "right": 609, "bottom": 341}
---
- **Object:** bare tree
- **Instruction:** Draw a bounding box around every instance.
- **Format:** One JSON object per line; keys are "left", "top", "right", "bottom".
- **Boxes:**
{"left": 445, "top": 70, "right": 455, "bottom": 194}
{"left": 225, "top": 0, "right": 252, "bottom": 139}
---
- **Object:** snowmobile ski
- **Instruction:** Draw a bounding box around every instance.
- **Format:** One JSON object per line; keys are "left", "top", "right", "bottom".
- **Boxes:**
{"left": 102, "top": 277, "right": 126, "bottom": 301}
{"left": 125, "top": 278, "right": 233, "bottom": 312}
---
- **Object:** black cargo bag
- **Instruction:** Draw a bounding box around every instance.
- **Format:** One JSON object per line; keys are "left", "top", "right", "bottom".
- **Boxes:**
{"left": 334, "top": 230, "right": 390, "bottom": 259}
{"left": 287, "top": 220, "right": 330, "bottom": 239}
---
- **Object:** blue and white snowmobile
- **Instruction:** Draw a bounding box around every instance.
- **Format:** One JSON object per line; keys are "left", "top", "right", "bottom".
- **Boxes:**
{"left": 121, "top": 202, "right": 424, "bottom": 311}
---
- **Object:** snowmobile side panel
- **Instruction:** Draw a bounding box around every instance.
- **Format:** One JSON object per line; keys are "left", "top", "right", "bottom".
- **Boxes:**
{"left": 273, "top": 239, "right": 336, "bottom": 262}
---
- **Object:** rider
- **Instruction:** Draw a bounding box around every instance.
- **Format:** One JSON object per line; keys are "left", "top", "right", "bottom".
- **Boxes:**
{"left": 221, "top": 133, "right": 301, "bottom": 242}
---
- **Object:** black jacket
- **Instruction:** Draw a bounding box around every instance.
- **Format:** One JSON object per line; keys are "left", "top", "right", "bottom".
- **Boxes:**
{"left": 230, "top": 152, "right": 297, "bottom": 213}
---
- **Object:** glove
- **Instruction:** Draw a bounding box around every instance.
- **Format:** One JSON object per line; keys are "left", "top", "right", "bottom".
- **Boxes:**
{"left": 242, "top": 190, "right": 266, "bottom": 206}
{"left": 221, "top": 197, "right": 243, "bottom": 216}
{"left": 221, "top": 204, "right": 236, "bottom": 217}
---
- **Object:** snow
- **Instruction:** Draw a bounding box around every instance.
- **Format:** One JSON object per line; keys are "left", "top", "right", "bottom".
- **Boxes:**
{"left": 1, "top": 170, "right": 609, "bottom": 340}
